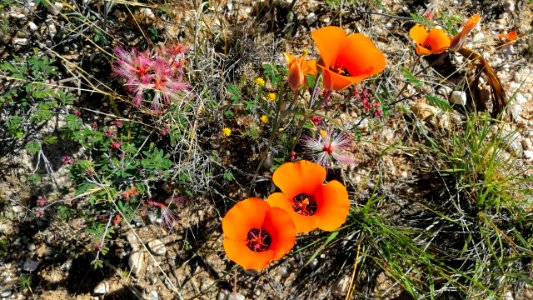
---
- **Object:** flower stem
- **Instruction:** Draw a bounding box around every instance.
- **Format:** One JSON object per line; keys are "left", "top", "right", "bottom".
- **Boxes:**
{"left": 288, "top": 73, "right": 322, "bottom": 156}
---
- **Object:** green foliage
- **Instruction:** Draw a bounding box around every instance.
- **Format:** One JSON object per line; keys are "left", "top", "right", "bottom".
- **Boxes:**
{"left": 427, "top": 94, "right": 453, "bottom": 111}
{"left": 401, "top": 67, "right": 423, "bottom": 89}
{"left": 18, "top": 274, "right": 32, "bottom": 290}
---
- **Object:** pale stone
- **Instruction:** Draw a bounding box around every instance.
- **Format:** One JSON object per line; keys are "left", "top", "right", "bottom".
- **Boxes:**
{"left": 129, "top": 251, "right": 146, "bottom": 277}
{"left": 147, "top": 239, "right": 166, "bottom": 256}
{"left": 450, "top": 91, "right": 467, "bottom": 106}
{"left": 93, "top": 281, "right": 109, "bottom": 295}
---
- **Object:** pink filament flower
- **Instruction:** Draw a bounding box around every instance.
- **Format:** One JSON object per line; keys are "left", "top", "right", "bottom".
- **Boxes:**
{"left": 113, "top": 44, "right": 191, "bottom": 113}
{"left": 301, "top": 129, "right": 355, "bottom": 168}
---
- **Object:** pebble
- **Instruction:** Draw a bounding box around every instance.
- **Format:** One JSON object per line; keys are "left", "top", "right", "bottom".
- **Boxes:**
{"left": 524, "top": 150, "right": 533, "bottom": 160}
{"left": 308, "top": 257, "right": 319, "bottom": 269}
{"left": 305, "top": 12, "right": 317, "bottom": 25}
{"left": 22, "top": 258, "right": 40, "bottom": 272}
{"left": 126, "top": 231, "right": 140, "bottom": 251}
{"left": 277, "top": 266, "right": 289, "bottom": 278}
{"left": 12, "top": 38, "right": 29, "bottom": 46}
{"left": 331, "top": 275, "right": 350, "bottom": 298}
{"left": 139, "top": 8, "right": 155, "bottom": 20}
{"left": 48, "top": 2, "right": 64, "bottom": 15}
{"left": 0, "top": 290, "right": 12, "bottom": 298}
{"left": 148, "top": 290, "right": 159, "bottom": 300}
{"left": 60, "top": 259, "right": 72, "bottom": 271}
{"left": 47, "top": 23, "right": 57, "bottom": 39}
{"left": 129, "top": 250, "right": 146, "bottom": 277}
{"left": 449, "top": 91, "right": 467, "bottom": 106}
{"left": 93, "top": 281, "right": 109, "bottom": 295}
{"left": 227, "top": 293, "right": 245, "bottom": 300}
{"left": 503, "top": 1, "right": 515, "bottom": 12}
{"left": 27, "top": 243, "right": 36, "bottom": 252}
{"left": 28, "top": 21, "right": 38, "bottom": 31}
{"left": 147, "top": 239, "right": 166, "bottom": 256}
{"left": 472, "top": 32, "right": 485, "bottom": 43}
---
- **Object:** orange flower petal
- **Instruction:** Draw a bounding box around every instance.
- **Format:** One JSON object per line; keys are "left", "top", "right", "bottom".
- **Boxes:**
{"left": 222, "top": 198, "right": 268, "bottom": 240}
{"left": 267, "top": 192, "right": 319, "bottom": 233}
{"left": 450, "top": 14, "right": 480, "bottom": 51}
{"left": 318, "top": 33, "right": 386, "bottom": 90}
{"left": 424, "top": 28, "right": 451, "bottom": 54}
{"left": 262, "top": 207, "right": 296, "bottom": 259}
{"left": 304, "top": 59, "right": 317, "bottom": 75}
{"left": 508, "top": 31, "right": 518, "bottom": 41}
{"left": 314, "top": 180, "right": 350, "bottom": 231}
{"left": 272, "top": 160, "right": 326, "bottom": 199}
{"left": 223, "top": 238, "right": 275, "bottom": 270}
{"left": 311, "top": 26, "right": 347, "bottom": 68}
{"left": 409, "top": 24, "right": 429, "bottom": 45}
{"left": 222, "top": 198, "right": 296, "bottom": 271}
{"left": 313, "top": 27, "right": 385, "bottom": 90}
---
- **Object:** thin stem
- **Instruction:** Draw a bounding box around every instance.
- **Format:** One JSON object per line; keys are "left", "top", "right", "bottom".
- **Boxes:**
{"left": 288, "top": 73, "right": 322, "bottom": 156}
{"left": 247, "top": 89, "right": 291, "bottom": 196}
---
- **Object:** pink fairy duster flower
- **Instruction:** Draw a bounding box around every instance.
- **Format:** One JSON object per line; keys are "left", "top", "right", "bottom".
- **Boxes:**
{"left": 301, "top": 129, "right": 355, "bottom": 168}
{"left": 112, "top": 45, "right": 191, "bottom": 113}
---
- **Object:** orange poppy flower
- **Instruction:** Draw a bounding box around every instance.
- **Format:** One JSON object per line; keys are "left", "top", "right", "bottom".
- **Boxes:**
{"left": 284, "top": 53, "right": 317, "bottom": 91}
{"left": 450, "top": 14, "right": 481, "bottom": 51}
{"left": 222, "top": 198, "right": 296, "bottom": 271}
{"left": 311, "top": 26, "right": 386, "bottom": 91}
{"left": 266, "top": 160, "right": 350, "bottom": 233}
{"left": 409, "top": 24, "right": 451, "bottom": 55}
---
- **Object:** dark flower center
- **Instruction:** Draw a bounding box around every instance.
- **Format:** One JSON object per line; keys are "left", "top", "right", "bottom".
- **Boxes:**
{"left": 421, "top": 43, "right": 432, "bottom": 50}
{"left": 329, "top": 64, "right": 351, "bottom": 76}
{"left": 291, "top": 193, "right": 317, "bottom": 216}
{"left": 246, "top": 228, "right": 272, "bottom": 252}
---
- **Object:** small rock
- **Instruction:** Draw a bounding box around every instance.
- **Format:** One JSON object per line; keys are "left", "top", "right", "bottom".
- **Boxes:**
{"left": 9, "top": 12, "right": 26, "bottom": 19}
{"left": 449, "top": 91, "right": 467, "bottom": 106}
{"left": 308, "top": 257, "right": 319, "bottom": 269}
{"left": 332, "top": 275, "right": 351, "bottom": 298}
{"left": 277, "top": 266, "right": 289, "bottom": 278}
{"left": 12, "top": 38, "right": 29, "bottom": 46}
{"left": 126, "top": 231, "right": 140, "bottom": 250}
{"left": 28, "top": 21, "right": 38, "bottom": 31}
{"left": 305, "top": 12, "right": 317, "bottom": 25}
{"left": 1, "top": 290, "right": 12, "bottom": 298}
{"left": 93, "top": 281, "right": 109, "bottom": 295}
{"left": 48, "top": 2, "right": 64, "bottom": 15}
{"left": 227, "top": 293, "right": 245, "bottom": 300}
{"left": 147, "top": 211, "right": 158, "bottom": 224}
{"left": 509, "top": 105, "right": 522, "bottom": 121}
{"left": 524, "top": 150, "right": 533, "bottom": 160}
{"left": 47, "top": 23, "right": 57, "bottom": 39}
{"left": 27, "top": 243, "right": 36, "bottom": 252}
{"left": 139, "top": 8, "right": 155, "bottom": 20}
{"left": 508, "top": 140, "right": 523, "bottom": 157}
{"left": 217, "top": 291, "right": 229, "bottom": 300}
{"left": 148, "top": 290, "right": 159, "bottom": 300}
{"left": 133, "top": 215, "right": 145, "bottom": 227}
{"left": 22, "top": 258, "right": 40, "bottom": 272}
{"left": 472, "top": 32, "right": 485, "bottom": 43}
{"left": 129, "top": 250, "right": 146, "bottom": 277}
{"left": 60, "top": 259, "right": 72, "bottom": 271}
{"left": 503, "top": 1, "right": 515, "bottom": 12}
{"left": 147, "top": 239, "right": 166, "bottom": 256}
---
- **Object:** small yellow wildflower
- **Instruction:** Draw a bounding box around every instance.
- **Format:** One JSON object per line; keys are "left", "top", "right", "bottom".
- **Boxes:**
{"left": 255, "top": 77, "right": 265, "bottom": 86}
{"left": 260, "top": 115, "right": 269, "bottom": 124}
{"left": 319, "top": 129, "right": 328, "bottom": 138}
{"left": 267, "top": 92, "right": 276, "bottom": 101}
{"left": 222, "top": 127, "right": 232, "bottom": 137}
